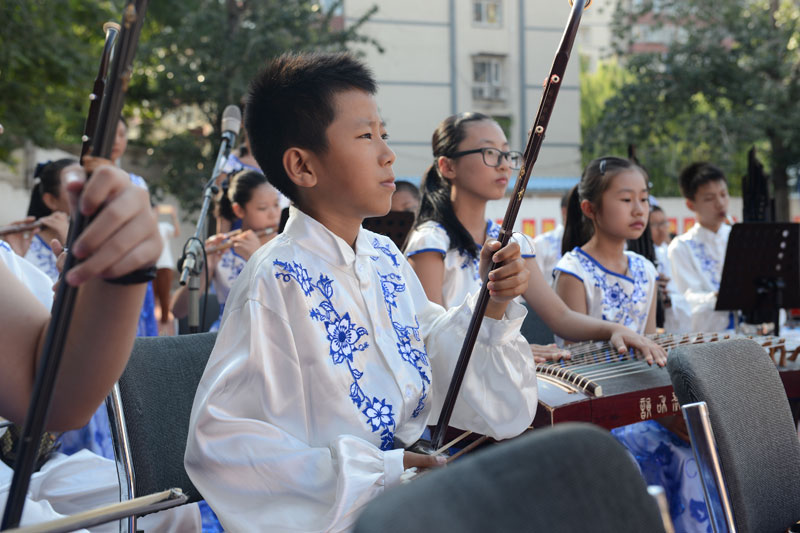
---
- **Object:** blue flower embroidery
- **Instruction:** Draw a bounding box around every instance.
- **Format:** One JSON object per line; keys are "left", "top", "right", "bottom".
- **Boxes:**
{"left": 274, "top": 259, "right": 395, "bottom": 449}
{"left": 363, "top": 397, "right": 395, "bottom": 431}
{"left": 219, "top": 249, "right": 246, "bottom": 285}
{"left": 576, "top": 251, "right": 650, "bottom": 334}
{"left": 326, "top": 313, "right": 368, "bottom": 364}
{"left": 376, "top": 270, "right": 431, "bottom": 418}
{"left": 686, "top": 240, "right": 721, "bottom": 290}
{"left": 370, "top": 238, "right": 399, "bottom": 267}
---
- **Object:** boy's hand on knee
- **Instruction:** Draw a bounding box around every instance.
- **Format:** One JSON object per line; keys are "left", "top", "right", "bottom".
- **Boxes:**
{"left": 403, "top": 451, "right": 447, "bottom": 471}
{"left": 62, "top": 164, "right": 162, "bottom": 286}
{"left": 479, "top": 239, "right": 530, "bottom": 304}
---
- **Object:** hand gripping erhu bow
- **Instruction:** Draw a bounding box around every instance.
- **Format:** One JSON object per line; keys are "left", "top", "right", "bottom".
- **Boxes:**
{"left": 1, "top": 2, "right": 149, "bottom": 528}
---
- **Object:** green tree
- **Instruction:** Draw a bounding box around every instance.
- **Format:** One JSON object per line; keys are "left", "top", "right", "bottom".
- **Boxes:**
{"left": 0, "top": 1, "right": 116, "bottom": 159}
{"left": 584, "top": 0, "right": 800, "bottom": 217}
{"left": 128, "top": 0, "right": 379, "bottom": 212}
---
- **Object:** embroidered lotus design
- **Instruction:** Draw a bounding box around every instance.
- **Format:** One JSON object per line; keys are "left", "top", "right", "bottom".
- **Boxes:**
{"left": 325, "top": 313, "right": 367, "bottom": 364}
{"left": 363, "top": 397, "right": 395, "bottom": 431}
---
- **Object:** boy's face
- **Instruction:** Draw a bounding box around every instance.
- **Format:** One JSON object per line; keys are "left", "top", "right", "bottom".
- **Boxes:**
{"left": 687, "top": 179, "right": 729, "bottom": 230}
{"left": 312, "top": 89, "right": 396, "bottom": 220}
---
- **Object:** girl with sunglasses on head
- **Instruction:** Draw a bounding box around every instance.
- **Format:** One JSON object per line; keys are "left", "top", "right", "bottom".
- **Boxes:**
{"left": 404, "top": 113, "right": 666, "bottom": 364}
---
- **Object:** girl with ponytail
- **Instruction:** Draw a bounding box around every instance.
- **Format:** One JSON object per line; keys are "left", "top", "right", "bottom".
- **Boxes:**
{"left": 404, "top": 114, "right": 666, "bottom": 363}
{"left": 172, "top": 169, "right": 280, "bottom": 331}
{"left": 16, "top": 159, "right": 75, "bottom": 281}
{"left": 553, "top": 156, "right": 705, "bottom": 531}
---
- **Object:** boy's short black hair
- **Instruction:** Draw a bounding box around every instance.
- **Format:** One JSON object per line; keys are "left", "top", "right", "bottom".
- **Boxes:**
{"left": 245, "top": 52, "right": 377, "bottom": 204}
{"left": 678, "top": 162, "right": 727, "bottom": 200}
{"left": 394, "top": 180, "right": 420, "bottom": 199}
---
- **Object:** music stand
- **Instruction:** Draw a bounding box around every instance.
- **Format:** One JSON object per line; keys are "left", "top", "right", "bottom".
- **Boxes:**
{"left": 362, "top": 211, "right": 415, "bottom": 249}
{"left": 716, "top": 223, "right": 800, "bottom": 336}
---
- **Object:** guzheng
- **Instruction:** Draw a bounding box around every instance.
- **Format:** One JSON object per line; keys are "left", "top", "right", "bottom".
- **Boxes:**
{"left": 533, "top": 333, "right": 800, "bottom": 430}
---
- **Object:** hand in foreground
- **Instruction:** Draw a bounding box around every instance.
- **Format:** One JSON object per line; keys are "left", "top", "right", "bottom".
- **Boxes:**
{"left": 530, "top": 343, "right": 571, "bottom": 364}
{"left": 478, "top": 239, "right": 529, "bottom": 304}
{"left": 62, "top": 163, "right": 161, "bottom": 286}
{"left": 609, "top": 328, "right": 667, "bottom": 367}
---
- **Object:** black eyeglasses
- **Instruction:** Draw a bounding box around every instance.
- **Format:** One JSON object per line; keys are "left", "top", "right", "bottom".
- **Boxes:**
{"left": 449, "top": 147, "right": 523, "bottom": 170}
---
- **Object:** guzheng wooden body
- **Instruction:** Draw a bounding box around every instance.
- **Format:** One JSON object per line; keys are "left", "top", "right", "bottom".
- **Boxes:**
{"left": 532, "top": 333, "right": 800, "bottom": 430}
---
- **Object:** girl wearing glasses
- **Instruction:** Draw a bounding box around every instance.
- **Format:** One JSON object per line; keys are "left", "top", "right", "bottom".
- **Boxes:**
{"left": 404, "top": 112, "right": 666, "bottom": 364}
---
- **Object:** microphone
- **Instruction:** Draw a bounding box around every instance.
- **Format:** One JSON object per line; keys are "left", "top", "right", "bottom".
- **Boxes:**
{"left": 210, "top": 104, "right": 242, "bottom": 183}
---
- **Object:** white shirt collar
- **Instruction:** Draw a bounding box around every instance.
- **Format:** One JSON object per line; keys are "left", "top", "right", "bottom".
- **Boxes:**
{"left": 282, "top": 206, "right": 381, "bottom": 268}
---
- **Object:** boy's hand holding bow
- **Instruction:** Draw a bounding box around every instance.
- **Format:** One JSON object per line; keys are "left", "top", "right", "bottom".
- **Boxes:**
{"left": 478, "top": 239, "right": 530, "bottom": 320}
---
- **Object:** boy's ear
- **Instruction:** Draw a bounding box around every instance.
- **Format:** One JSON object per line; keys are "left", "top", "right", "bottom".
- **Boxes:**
{"left": 283, "top": 147, "right": 318, "bottom": 189}
{"left": 685, "top": 198, "right": 695, "bottom": 212}
{"left": 579, "top": 199, "right": 595, "bottom": 221}
{"left": 232, "top": 202, "right": 246, "bottom": 220}
{"left": 437, "top": 156, "right": 456, "bottom": 180}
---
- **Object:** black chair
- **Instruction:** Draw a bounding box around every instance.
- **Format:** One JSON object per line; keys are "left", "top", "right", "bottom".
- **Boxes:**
{"left": 107, "top": 332, "right": 217, "bottom": 531}
{"left": 520, "top": 302, "right": 555, "bottom": 345}
{"left": 354, "top": 423, "right": 669, "bottom": 533}
{"left": 668, "top": 338, "right": 800, "bottom": 533}
{"left": 177, "top": 292, "right": 220, "bottom": 334}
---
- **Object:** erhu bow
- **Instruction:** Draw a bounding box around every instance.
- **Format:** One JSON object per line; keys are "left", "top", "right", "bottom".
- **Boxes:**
{"left": 430, "top": 0, "right": 591, "bottom": 451}
{"left": 1, "top": 2, "right": 149, "bottom": 528}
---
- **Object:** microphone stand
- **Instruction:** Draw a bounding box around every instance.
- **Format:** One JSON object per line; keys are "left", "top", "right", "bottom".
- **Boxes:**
{"left": 179, "top": 173, "right": 219, "bottom": 333}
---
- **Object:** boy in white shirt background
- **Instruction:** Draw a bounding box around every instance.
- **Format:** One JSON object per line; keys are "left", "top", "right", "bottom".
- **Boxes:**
{"left": 667, "top": 162, "right": 733, "bottom": 332}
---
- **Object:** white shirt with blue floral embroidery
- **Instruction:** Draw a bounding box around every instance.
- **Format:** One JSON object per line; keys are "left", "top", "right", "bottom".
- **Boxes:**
{"left": 209, "top": 247, "right": 247, "bottom": 331}
{"left": 552, "top": 247, "right": 657, "bottom": 345}
{"left": 404, "top": 219, "right": 536, "bottom": 309}
{"left": 533, "top": 224, "right": 564, "bottom": 285}
{"left": 667, "top": 223, "right": 731, "bottom": 332}
{"left": 23, "top": 234, "right": 59, "bottom": 282}
{"left": 185, "top": 207, "right": 538, "bottom": 532}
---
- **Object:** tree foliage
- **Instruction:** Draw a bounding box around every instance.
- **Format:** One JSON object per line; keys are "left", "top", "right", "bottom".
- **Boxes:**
{"left": 583, "top": 0, "right": 800, "bottom": 217}
{"left": 0, "top": 1, "right": 116, "bottom": 159}
{"left": 129, "top": 0, "right": 379, "bottom": 212}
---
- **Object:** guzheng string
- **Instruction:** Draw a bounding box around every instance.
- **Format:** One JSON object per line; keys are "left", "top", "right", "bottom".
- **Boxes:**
{"left": 538, "top": 334, "right": 788, "bottom": 388}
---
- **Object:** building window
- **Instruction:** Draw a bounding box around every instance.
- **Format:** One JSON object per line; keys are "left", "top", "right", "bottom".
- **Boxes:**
{"left": 472, "top": 55, "right": 507, "bottom": 102}
{"left": 473, "top": 0, "right": 502, "bottom": 26}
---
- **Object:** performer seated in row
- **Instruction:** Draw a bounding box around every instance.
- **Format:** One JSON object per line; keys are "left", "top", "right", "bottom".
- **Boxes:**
{"left": 667, "top": 162, "right": 733, "bottom": 332}
{"left": 0, "top": 163, "right": 200, "bottom": 530}
{"left": 172, "top": 169, "right": 281, "bottom": 331}
{"left": 5, "top": 160, "right": 73, "bottom": 281}
{"left": 650, "top": 204, "right": 692, "bottom": 333}
{"left": 552, "top": 156, "right": 707, "bottom": 533}
{"left": 404, "top": 113, "right": 665, "bottom": 363}
{"left": 184, "top": 52, "right": 539, "bottom": 532}
{"left": 389, "top": 180, "right": 420, "bottom": 213}
{"left": 533, "top": 189, "right": 569, "bottom": 284}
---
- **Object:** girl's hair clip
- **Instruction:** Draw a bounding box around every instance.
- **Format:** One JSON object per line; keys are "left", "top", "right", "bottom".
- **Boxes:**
{"left": 34, "top": 160, "right": 52, "bottom": 179}
{"left": 599, "top": 159, "right": 607, "bottom": 175}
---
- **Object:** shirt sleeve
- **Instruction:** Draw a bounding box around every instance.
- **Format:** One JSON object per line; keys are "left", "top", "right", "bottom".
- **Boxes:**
{"left": 401, "top": 259, "right": 538, "bottom": 440}
{"left": 0, "top": 242, "right": 54, "bottom": 308}
{"left": 404, "top": 223, "right": 448, "bottom": 257}
{"left": 552, "top": 251, "right": 582, "bottom": 283}
{"left": 511, "top": 232, "right": 536, "bottom": 259}
{"left": 185, "top": 296, "right": 405, "bottom": 533}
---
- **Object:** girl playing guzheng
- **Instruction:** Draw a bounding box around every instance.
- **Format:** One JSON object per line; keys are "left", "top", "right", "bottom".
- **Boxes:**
{"left": 553, "top": 156, "right": 707, "bottom": 533}
{"left": 405, "top": 113, "right": 666, "bottom": 364}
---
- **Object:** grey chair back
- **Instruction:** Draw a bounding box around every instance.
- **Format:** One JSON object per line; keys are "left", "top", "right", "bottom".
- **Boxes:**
{"left": 667, "top": 338, "right": 800, "bottom": 532}
{"left": 354, "top": 423, "right": 667, "bottom": 533}
{"left": 116, "top": 332, "right": 217, "bottom": 505}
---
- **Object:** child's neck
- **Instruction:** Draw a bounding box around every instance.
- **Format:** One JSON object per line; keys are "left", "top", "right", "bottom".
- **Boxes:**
{"left": 300, "top": 201, "right": 361, "bottom": 249}
{"left": 697, "top": 219, "right": 723, "bottom": 234}
{"left": 452, "top": 190, "right": 489, "bottom": 244}
{"left": 582, "top": 232, "right": 628, "bottom": 275}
